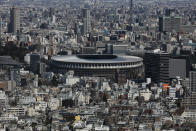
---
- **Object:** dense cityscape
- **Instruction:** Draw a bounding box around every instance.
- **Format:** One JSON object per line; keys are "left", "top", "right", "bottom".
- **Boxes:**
{"left": 0, "top": 0, "right": 196, "bottom": 130}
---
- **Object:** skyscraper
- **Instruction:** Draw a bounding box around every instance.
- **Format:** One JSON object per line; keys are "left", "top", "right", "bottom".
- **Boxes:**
{"left": 182, "top": 71, "right": 196, "bottom": 108}
{"left": 30, "top": 54, "right": 41, "bottom": 74}
{"left": 9, "top": 68, "right": 21, "bottom": 86}
{"left": 8, "top": 7, "right": 20, "bottom": 33}
{"left": 129, "top": 0, "right": 133, "bottom": 27}
{"left": 49, "top": 7, "right": 55, "bottom": 17}
{"left": 82, "top": 8, "right": 91, "bottom": 35}
{"left": 159, "top": 16, "right": 182, "bottom": 32}
{"left": 144, "top": 52, "right": 169, "bottom": 84}
{"left": 0, "top": 16, "right": 2, "bottom": 36}
{"left": 190, "top": 71, "right": 196, "bottom": 92}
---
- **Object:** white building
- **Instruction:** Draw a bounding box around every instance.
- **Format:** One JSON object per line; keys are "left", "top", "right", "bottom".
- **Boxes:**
{"left": 181, "top": 109, "right": 196, "bottom": 120}
{"left": 7, "top": 80, "right": 16, "bottom": 91}
{"left": 66, "top": 77, "right": 80, "bottom": 85}
{"left": 35, "top": 101, "right": 47, "bottom": 111}
{"left": 0, "top": 113, "right": 18, "bottom": 121}
{"left": 101, "top": 82, "right": 111, "bottom": 91}
{"left": 169, "top": 87, "right": 176, "bottom": 98}
{"left": 0, "top": 91, "right": 8, "bottom": 109}
{"left": 94, "top": 125, "right": 110, "bottom": 131}
{"left": 48, "top": 98, "right": 60, "bottom": 110}
{"left": 19, "top": 96, "right": 36, "bottom": 105}
{"left": 75, "top": 92, "right": 90, "bottom": 105}
{"left": 6, "top": 107, "right": 25, "bottom": 116}
{"left": 24, "top": 53, "right": 31, "bottom": 64}
{"left": 140, "top": 89, "right": 152, "bottom": 101}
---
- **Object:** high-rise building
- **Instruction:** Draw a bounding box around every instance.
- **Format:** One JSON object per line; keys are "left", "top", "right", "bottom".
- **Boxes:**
{"left": 82, "top": 8, "right": 91, "bottom": 35}
{"left": 75, "top": 21, "right": 82, "bottom": 35}
{"left": 0, "top": 17, "right": 2, "bottom": 36}
{"left": 144, "top": 52, "right": 169, "bottom": 83}
{"left": 8, "top": 7, "right": 20, "bottom": 33}
{"left": 159, "top": 16, "right": 182, "bottom": 32}
{"left": 182, "top": 71, "right": 196, "bottom": 109}
{"left": 30, "top": 54, "right": 41, "bottom": 74}
{"left": 49, "top": 7, "right": 55, "bottom": 17}
{"left": 190, "top": 71, "right": 196, "bottom": 92}
{"left": 169, "top": 58, "right": 187, "bottom": 79}
{"left": 9, "top": 68, "right": 21, "bottom": 86}
{"left": 164, "top": 8, "right": 171, "bottom": 16}
{"left": 129, "top": 0, "right": 133, "bottom": 27}
{"left": 37, "top": 62, "right": 46, "bottom": 75}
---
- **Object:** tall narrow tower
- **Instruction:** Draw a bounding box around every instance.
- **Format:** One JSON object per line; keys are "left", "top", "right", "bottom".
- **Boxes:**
{"left": 129, "top": 0, "right": 133, "bottom": 27}
{"left": 8, "top": 6, "right": 20, "bottom": 33}
{"left": 0, "top": 17, "right": 2, "bottom": 36}
{"left": 82, "top": 8, "right": 91, "bottom": 35}
{"left": 190, "top": 71, "right": 196, "bottom": 92}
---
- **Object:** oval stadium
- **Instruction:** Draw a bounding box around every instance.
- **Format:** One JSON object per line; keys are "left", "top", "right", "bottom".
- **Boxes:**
{"left": 50, "top": 54, "right": 143, "bottom": 83}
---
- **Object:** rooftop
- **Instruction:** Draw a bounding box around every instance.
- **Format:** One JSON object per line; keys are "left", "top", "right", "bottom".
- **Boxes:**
{"left": 51, "top": 55, "right": 143, "bottom": 64}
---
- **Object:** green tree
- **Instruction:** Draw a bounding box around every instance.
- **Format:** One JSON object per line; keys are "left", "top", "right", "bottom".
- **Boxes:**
{"left": 52, "top": 75, "right": 58, "bottom": 87}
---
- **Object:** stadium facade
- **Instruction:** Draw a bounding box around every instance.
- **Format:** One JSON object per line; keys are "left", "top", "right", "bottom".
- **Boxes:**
{"left": 50, "top": 55, "right": 143, "bottom": 83}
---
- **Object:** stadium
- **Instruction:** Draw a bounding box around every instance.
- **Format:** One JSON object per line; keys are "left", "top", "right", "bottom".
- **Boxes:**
{"left": 50, "top": 54, "right": 143, "bottom": 83}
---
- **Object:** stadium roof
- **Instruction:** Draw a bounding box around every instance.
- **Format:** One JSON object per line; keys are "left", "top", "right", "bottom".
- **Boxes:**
{"left": 51, "top": 55, "right": 143, "bottom": 64}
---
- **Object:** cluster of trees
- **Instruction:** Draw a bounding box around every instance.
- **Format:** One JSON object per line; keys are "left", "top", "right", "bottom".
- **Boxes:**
{"left": 173, "top": 107, "right": 185, "bottom": 116}
{"left": 40, "top": 23, "right": 49, "bottom": 29}
{"left": 0, "top": 42, "right": 29, "bottom": 62}
{"left": 162, "top": 120, "right": 196, "bottom": 130}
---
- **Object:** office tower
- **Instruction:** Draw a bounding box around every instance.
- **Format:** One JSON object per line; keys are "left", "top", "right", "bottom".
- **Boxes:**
{"left": 75, "top": 22, "right": 81, "bottom": 35}
{"left": 170, "top": 55, "right": 190, "bottom": 77}
{"left": 169, "top": 58, "right": 186, "bottom": 79}
{"left": 182, "top": 71, "right": 196, "bottom": 108}
{"left": 30, "top": 54, "right": 41, "bottom": 74}
{"left": 9, "top": 68, "right": 21, "bottom": 86}
{"left": 144, "top": 52, "right": 169, "bottom": 84}
{"left": 0, "top": 17, "right": 2, "bottom": 36}
{"left": 37, "top": 62, "right": 46, "bottom": 75}
{"left": 190, "top": 71, "right": 196, "bottom": 92}
{"left": 159, "top": 16, "right": 182, "bottom": 32}
{"left": 129, "top": 0, "right": 133, "bottom": 27}
{"left": 164, "top": 8, "right": 171, "bottom": 16}
{"left": 8, "top": 7, "right": 20, "bottom": 33}
{"left": 82, "top": 8, "right": 91, "bottom": 35}
{"left": 49, "top": 7, "right": 55, "bottom": 17}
